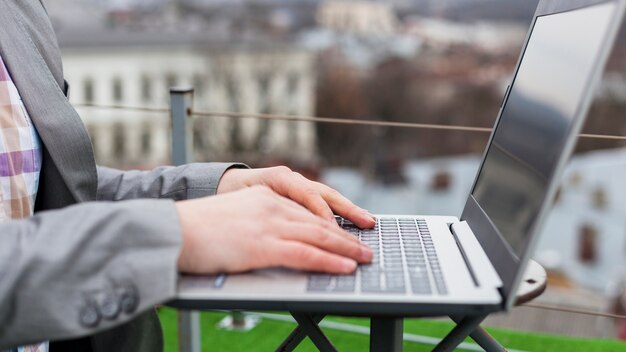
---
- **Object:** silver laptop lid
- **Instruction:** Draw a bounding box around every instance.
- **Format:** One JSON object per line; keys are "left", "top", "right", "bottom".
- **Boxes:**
{"left": 461, "top": 0, "right": 626, "bottom": 309}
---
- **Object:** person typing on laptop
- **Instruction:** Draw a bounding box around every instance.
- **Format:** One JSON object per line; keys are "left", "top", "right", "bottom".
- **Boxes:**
{"left": 0, "top": 1, "right": 374, "bottom": 351}
{"left": 6, "top": 0, "right": 625, "bottom": 351}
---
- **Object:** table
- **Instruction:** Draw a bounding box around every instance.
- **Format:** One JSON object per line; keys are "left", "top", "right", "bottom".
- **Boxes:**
{"left": 275, "top": 260, "right": 547, "bottom": 352}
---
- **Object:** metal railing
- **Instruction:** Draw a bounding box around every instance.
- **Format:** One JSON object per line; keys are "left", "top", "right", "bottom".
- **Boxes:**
{"left": 74, "top": 102, "right": 626, "bottom": 142}
{"left": 75, "top": 88, "right": 626, "bottom": 351}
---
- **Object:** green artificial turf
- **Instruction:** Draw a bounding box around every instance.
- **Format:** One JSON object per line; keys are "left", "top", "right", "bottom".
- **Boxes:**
{"left": 158, "top": 308, "right": 626, "bottom": 351}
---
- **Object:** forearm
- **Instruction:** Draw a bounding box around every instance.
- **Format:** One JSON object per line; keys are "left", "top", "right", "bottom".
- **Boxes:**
{"left": 0, "top": 199, "right": 181, "bottom": 349}
{"left": 96, "top": 163, "right": 248, "bottom": 201}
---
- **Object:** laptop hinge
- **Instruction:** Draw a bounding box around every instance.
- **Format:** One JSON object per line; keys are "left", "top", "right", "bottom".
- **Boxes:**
{"left": 450, "top": 221, "right": 503, "bottom": 289}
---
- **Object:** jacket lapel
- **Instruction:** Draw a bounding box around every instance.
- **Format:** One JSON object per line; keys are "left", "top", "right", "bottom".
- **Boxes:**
{"left": 0, "top": 0, "right": 97, "bottom": 202}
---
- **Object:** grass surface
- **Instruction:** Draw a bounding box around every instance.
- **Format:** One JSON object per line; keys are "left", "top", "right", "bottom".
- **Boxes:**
{"left": 158, "top": 308, "right": 626, "bottom": 351}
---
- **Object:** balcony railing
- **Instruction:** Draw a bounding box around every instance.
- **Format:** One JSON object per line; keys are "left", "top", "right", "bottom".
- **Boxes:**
{"left": 73, "top": 102, "right": 626, "bottom": 142}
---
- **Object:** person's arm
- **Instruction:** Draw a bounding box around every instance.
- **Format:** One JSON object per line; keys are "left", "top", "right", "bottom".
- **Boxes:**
{"left": 0, "top": 186, "right": 371, "bottom": 349}
{"left": 0, "top": 199, "right": 182, "bottom": 349}
{"left": 96, "top": 163, "right": 248, "bottom": 201}
{"left": 98, "top": 164, "right": 376, "bottom": 228}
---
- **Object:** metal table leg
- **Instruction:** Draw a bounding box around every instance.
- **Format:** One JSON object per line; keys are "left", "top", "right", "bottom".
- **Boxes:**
{"left": 276, "top": 313, "right": 502, "bottom": 352}
{"left": 432, "top": 315, "right": 488, "bottom": 352}
{"left": 468, "top": 326, "right": 507, "bottom": 352}
{"left": 276, "top": 314, "right": 326, "bottom": 352}
{"left": 451, "top": 316, "right": 507, "bottom": 352}
{"left": 290, "top": 313, "right": 338, "bottom": 352}
{"left": 370, "top": 317, "right": 404, "bottom": 352}
{"left": 178, "top": 310, "right": 201, "bottom": 352}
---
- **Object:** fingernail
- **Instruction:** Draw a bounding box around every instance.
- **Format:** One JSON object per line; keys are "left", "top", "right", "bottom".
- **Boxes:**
{"left": 341, "top": 259, "right": 357, "bottom": 273}
{"left": 361, "top": 209, "right": 376, "bottom": 222}
{"left": 360, "top": 245, "right": 373, "bottom": 260}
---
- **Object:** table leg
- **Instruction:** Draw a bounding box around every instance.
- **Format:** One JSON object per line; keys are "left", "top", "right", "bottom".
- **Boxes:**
{"left": 291, "top": 313, "right": 338, "bottom": 352}
{"left": 178, "top": 310, "right": 201, "bottom": 352}
{"left": 370, "top": 317, "right": 403, "bottom": 352}
{"left": 450, "top": 316, "right": 506, "bottom": 352}
{"left": 432, "top": 315, "right": 487, "bottom": 352}
{"left": 276, "top": 314, "right": 326, "bottom": 352}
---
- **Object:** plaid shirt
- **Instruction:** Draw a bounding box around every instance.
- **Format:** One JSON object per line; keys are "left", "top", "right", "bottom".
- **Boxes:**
{"left": 0, "top": 56, "right": 45, "bottom": 352}
{"left": 0, "top": 55, "right": 42, "bottom": 222}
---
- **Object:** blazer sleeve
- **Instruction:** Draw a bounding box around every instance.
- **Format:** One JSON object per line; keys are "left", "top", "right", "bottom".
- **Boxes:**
{"left": 0, "top": 199, "right": 182, "bottom": 349}
{"left": 96, "top": 163, "right": 249, "bottom": 201}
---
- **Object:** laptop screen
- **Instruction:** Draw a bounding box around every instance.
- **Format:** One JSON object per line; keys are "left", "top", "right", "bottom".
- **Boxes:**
{"left": 472, "top": 2, "right": 616, "bottom": 258}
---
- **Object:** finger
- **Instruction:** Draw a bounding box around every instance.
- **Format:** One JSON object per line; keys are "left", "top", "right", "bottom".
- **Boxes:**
{"left": 270, "top": 240, "right": 359, "bottom": 274}
{"left": 278, "top": 221, "right": 372, "bottom": 263}
{"left": 269, "top": 195, "right": 361, "bottom": 244}
{"left": 269, "top": 172, "right": 336, "bottom": 223}
{"left": 315, "top": 182, "right": 376, "bottom": 229}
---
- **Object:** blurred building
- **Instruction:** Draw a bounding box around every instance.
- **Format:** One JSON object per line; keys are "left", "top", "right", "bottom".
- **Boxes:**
{"left": 317, "top": 0, "right": 399, "bottom": 37}
{"left": 403, "top": 17, "right": 527, "bottom": 53}
{"left": 49, "top": 0, "right": 317, "bottom": 168}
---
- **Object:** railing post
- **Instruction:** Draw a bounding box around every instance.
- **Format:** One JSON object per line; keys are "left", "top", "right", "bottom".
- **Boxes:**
{"left": 170, "top": 87, "right": 201, "bottom": 352}
{"left": 171, "top": 87, "right": 194, "bottom": 165}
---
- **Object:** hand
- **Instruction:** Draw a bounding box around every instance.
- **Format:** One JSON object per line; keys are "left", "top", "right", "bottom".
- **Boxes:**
{"left": 217, "top": 166, "right": 376, "bottom": 229}
{"left": 175, "top": 186, "right": 373, "bottom": 274}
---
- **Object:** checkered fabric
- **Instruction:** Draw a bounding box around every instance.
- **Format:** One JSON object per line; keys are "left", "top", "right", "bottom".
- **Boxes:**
{"left": 0, "top": 56, "right": 45, "bottom": 352}
{"left": 0, "top": 55, "right": 42, "bottom": 222}
{"left": 16, "top": 346, "right": 46, "bottom": 352}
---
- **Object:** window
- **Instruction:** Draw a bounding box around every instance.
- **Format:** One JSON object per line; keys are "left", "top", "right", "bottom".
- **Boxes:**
{"left": 286, "top": 73, "right": 300, "bottom": 116}
{"left": 578, "top": 224, "right": 598, "bottom": 263}
{"left": 83, "top": 78, "right": 94, "bottom": 104}
{"left": 112, "top": 77, "right": 123, "bottom": 103}
{"left": 257, "top": 74, "right": 272, "bottom": 113}
{"left": 140, "top": 124, "right": 152, "bottom": 156}
{"left": 287, "top": 73, "right": 300, "bottom": 96}
{"left": 193, "top": 127, "right": 206, "bottom": 151}
{"left": 166, "top": 73, "right": 178, "bottom": 89}
{"left": 255, "top": 74, "right": 272, "bottom": 150}
{"left": 288, "top": 121, "right": 298, "bottom": 148}
{"left": 87, "top": 124, "right": 98, "bottom": 157}
{"left": 226, "top": 77, "right": 239, "bottom": 112}
{"left": 225, "top": 76, "right": 243, "bottom": 152}
{"left": 193, "top": 74, "right": 207, "bottom": 97}
{"left": 113, "top": 123, "right": 126, "bottom": 160}
{"left": 141, "top": 75, "right": 152, "bottom": 103}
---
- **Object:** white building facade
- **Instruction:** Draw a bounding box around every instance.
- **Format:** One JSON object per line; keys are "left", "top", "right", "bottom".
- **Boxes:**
{"left": 317, "top": 0, "right": 399, "bottom": 37}
{"left": 62, "top": 40, "right": 317, "bottom": 168}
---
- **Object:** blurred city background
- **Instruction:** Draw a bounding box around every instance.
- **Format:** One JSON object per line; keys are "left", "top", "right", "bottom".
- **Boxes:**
{"left": 47, "top": 0, "right": 625, "bottom": 349}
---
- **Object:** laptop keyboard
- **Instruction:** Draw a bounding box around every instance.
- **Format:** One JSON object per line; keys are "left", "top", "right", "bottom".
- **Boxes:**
{"left": 307, "top": 216, "right": 447, "bottom": 295}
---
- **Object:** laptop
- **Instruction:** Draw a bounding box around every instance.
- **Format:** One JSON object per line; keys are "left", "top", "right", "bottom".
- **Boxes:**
{"left": 173, "top": 0, "right": 626, "bottom": 317}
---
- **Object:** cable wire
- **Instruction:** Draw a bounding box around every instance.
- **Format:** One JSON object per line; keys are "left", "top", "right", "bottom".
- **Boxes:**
{"left": 74, "top": 103, "right": 170, "bottom": 113}
{"left": 523, "top": 303, "right": 626, "bottom": 320}
{"left": 73, "top": 103, "right": 626, "bottom": 141}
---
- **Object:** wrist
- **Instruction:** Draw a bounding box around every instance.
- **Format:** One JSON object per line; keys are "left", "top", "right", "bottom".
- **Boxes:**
{"left": 175, "top": 201, "right": 196, "bottom": 272}
{"left": 216, "top": 168, "right": 244, "bottom": 194}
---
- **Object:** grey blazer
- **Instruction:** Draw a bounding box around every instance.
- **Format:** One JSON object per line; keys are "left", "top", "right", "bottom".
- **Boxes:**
{"left": 0, "top": 1, "right": 244, "bottom": 350}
